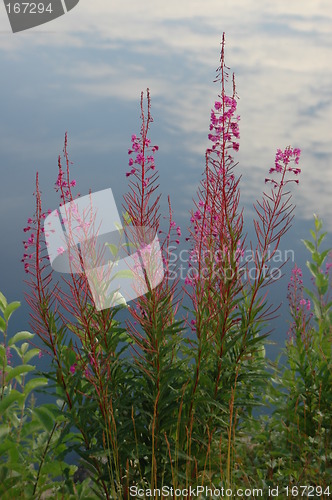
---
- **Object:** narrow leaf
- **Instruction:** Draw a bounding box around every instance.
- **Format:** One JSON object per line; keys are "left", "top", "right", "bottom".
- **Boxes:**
{"left": 317, "top": 231, "right": 327, "bottom": 247}
{"left": 24, "top": 377, "right": 48, "bottom": 398}
{"left": 0, "top": 390, "right": 24, "bottom": 414}
{"left": 0, "top": 316, "right": 6, "bottom": 333}
{"left": 301, "top": 239, "right": 315, "bottom": 253}
{"left": 33, "top": 406, "right": 56, "bottom": 432}
{"left": 113, "top": 269, "right": 134, "bottom": 279}
{"left": 8, "top": 331, "right": 34, "bottom": 347}
{"left": 309, "top": 229, "right": 316, "bottom": 241}
{"left": 106, "top": 243, "right": 120, "bottom": 257}
{"left": 307, "top": 261, "right": 319, "bottom": 278}
{"left": 0, "top": 291, "right": 7, "bottom": 312}
{"left": 5, "top": 364, "right": 35, "bottom": 384}
{"left": 4, "top": 301, "right": 21, "bottom": 322}
{"left": 24, "top": 348, "right": 41, "bottom": 364}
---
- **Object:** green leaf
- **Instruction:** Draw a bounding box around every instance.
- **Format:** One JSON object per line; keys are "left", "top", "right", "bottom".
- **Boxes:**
{"left": 106, "top": 243, "right": 120, "bottom": 257}
{"left": 113, "top": 269, "right": 134, "bottom": 280}
{"left": 0, "top": 316, "right": 6, "bottom": 333}
{"left": 0, "top": 390, "right": 24, "bottom": 414}
{"left": 302, "top": 239, "right": 315, "bottom": 253}
{"left": 317, "top": 231, "right": 327, "bottom": 247}
{"left": 114, "top": 222, "right": 123, "bottom": 234}
{"left": 8, "top": 331, "right": 34, "bottom": 347}
{"left": 314, "top": 215, "right": 322, "bottom": 232}
{"left": 67, "top": 349, "right": 77, "bottom": 366}
{"left": 319, "top": 248, "right": 331, "bottom": 266}
{"left": 5, "top": 364, "right": 35, "bottom": 384}
{"left": 123, "top": 211, "right": 132, "bottom": 225}
{"left": 24, "top": 377, "right": 48, "bottom": 398}
{"left": 20, "top": 343, "right": 29, "bottom": 355}
{"left": 24, "top": 348, "right": 41, "bottom": 364}
{"left": 312, "top": 251, "right": 321, "bottom": 265}
{"left": 0, "top": 344, "right": 5, "bottom": 362}
{"left": 4, "top": 301, "right": 21, "bottom": 322}
{"left": 309, "top": 229, "right": 316, "bottom": 241}
{"left": 316, "top": 273, "right": 329, "bottom": 295}
{"left": 307, "top": 261, "right": 319, "bottom": 278}
{"left": 33, "top": 406, "right": 56, "bottom": 432}
{"left": 0, "top": 291, "right": 7, "bottom": 312}
{"left": 0, "top": 424, "right": 11, "bottom": 439}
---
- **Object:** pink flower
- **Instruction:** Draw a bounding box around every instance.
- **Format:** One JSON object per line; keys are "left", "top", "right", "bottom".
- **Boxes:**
{"left": 70, "top": 363, "right": 77, "bottom": 374}
{"left": 135, "top": 153, "right": 144, "bottom": 165}
{"left": 57, "top": 247, "right": 65, "bottom": 255}
{"left": 6, "top": 347, "right": 12, "bottom": 365}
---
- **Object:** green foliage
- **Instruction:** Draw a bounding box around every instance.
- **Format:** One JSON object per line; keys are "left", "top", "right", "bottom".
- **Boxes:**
{"left": 4, "top": 216, "right": 331, "bottom": 498}
{"left": 0, "top": 296, "right": 95, "bottom": 499}
{"left": 242, "top": 215, "right": 332, "bottom": 493}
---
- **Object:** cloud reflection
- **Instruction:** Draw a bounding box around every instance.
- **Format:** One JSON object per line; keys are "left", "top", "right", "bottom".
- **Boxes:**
{"left": 0, "top": 0, "right": 331, "bottom": 229}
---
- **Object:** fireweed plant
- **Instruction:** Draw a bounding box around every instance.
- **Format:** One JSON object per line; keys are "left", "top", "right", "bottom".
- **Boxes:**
{"left": 243, "top": 216, "right": 332, "bottom": 492}
{"left": 2, "top": 34, "right": 327, "bottom": 497}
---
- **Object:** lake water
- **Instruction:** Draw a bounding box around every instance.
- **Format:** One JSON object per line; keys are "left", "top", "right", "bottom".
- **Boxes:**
{"left": 0, "top": 0, "right": 331, "bottom": 363}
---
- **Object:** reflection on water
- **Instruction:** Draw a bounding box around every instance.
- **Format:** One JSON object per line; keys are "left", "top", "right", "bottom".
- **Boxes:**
{"left": 0, "top": 1, "right": 331, "bottom": 356}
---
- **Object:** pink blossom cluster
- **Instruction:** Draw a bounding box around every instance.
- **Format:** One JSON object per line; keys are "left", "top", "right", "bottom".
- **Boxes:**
{"left": 299, "top": 298, "right": 311, "bottom": 311}
{"left": 126, "top": 134, "right": 159, "bottom": 185}
{"left": 288, "top": 267, "right": 313, "bottom": 311}
{"left": 188, "top": 94, "right": 241, "bottom": 247}
{"left": 22, "top": 141, "right": 79, "bottom": 274}
{"left": 266, "top": 146, "right": 301, "bottom": 187}
{"left": 55, "top": 167, "right": 77, "bottom": 201}
{"left": 22, "top": 209, "right": 53, "bottom": 273}
{"left": 289, "top": 265, "right": 303, "bottom": 283}
{"left": 159, "top": 218, "right": 182, "bottom": 256}
{"left": 170, "top": 220, "right": 181, "bottom": 245}
{"left": 207, "top": 96, "right": 240, "bottom": 155}
{"left": 287, "top": 265, "right": 312, "bottom": 342}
